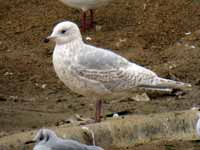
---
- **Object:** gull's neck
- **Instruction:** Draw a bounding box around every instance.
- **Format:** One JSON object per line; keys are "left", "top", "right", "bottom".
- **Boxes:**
{"left": 55, "top": 37, "right": 84, "bottom": 52}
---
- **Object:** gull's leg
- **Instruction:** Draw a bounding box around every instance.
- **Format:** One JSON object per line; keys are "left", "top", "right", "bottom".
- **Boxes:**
{"left": 89, "top": 9, "right": 94, "bottom": 29}
{"left": 95, "top": 100, "right": 102, "bottom": 122}
{"left": 81, "top": 11, "right": 87, "bottom": 32}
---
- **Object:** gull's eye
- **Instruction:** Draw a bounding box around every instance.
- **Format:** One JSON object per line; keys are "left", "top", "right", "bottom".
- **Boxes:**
{"left": 61, "top": 29, "right": 66, "bottom": 34}
{"left": 39, "top": 134, "right": 44, "bottom": 141}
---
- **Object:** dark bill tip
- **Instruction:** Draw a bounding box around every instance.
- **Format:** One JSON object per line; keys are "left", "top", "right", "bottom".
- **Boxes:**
{"left": 24, "top": 140, "right": 36, "bottom": 145}
{"left": 43, "top": 38, "right": 50, "bottom": 43}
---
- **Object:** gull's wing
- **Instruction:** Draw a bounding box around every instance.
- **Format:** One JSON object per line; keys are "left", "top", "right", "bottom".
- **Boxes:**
{"left": 71, "top": 45, "right": 158, "bottom": 91}
{"left": 73, "top": 65, "right": 157, "bottom": 91}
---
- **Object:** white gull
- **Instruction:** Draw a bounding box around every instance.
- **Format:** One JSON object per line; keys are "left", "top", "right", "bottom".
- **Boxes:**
{"left": 45, "top": 21, "right": 192, "bottom": 122}
{"left": 25, "top": 128, "right": 103, "bottom": 150}
{"left": 196, "top": 113, "right": 200, "bottom": 136}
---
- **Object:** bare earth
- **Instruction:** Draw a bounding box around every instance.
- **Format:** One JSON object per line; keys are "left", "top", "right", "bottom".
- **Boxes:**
{"left": 0, "top": 0, "right": 200, "bottom": 149}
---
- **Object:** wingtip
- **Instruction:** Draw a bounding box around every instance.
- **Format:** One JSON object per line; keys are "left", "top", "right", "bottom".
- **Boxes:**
{"left": 182, "top": 83, "right": 192, "bottom": 90}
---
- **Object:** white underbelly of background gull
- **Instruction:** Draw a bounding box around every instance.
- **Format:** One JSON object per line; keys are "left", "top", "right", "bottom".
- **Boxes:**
{"left": 58, "top": 0, "right": 112, "bottom": 32}
{"left": 196, "top": 113, "right": 200, "bottom": 136}
{"left": 45, "top": 21, "right": 192, "bottom": 122}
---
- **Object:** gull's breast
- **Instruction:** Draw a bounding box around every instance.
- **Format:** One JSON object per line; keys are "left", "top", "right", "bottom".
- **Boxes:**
{"left": 53, "top": 47, "right": 109, "bottom": 97}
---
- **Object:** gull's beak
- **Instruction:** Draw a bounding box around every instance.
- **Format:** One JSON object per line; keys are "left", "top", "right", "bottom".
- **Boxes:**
{"left": 24, "top": 140, "right": 36, "bottom": 145}
{"left": 44, "top": 35, "right": 56, "bottom": 43}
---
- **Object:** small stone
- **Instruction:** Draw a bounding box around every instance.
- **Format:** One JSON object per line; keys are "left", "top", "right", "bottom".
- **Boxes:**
{"left": 7, "top": 21, "right": 12, "bottom": 25}
{"left": 95, "top": 25, "right": 102, "bottom": 31}
{"left": 116, "top": 38, "right": 127, "bottom": 48}
{"left": 4, "top": 72, "right": 13, "bottom": 76}
{"left": 85, "top": 36, "right": 92, "bottom": 41}
{"left": 185, "top": 32, "right": 191, "bottom": 35}
{"left": 113, "top": 113, "right": 119, "bottom": 118}
{"left": 41, "top": 84, "right": 47, "bottom": 89}
{"left": 190, "top": 45, "right": 195, "bottom": 49}
{"left": 131, "top": 93, "right": 150, "bottom": 102}
{"left": 191, "top": 106, "right": 200, "bottom": 111}
{"left": 6, "top": 49, "right": 12, "bottom": 52}
{"left": 143, "top": 3, "right": 147, "bottom": 10}
{"left": 8, "top": 96, "right": 18, "bottom": 101}
{"left": 35, "top": 83, "right": 39, "bottom": 87}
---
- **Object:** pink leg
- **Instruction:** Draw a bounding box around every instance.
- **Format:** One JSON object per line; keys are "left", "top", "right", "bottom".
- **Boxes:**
{"left": 90, "top": 9, "right": 94, "bottom": 29}
{"left": 81, "top": 11, "right": 87, "bottom": 32}
{"left": 95, "top": 100, "right": 102, "bottom": 122}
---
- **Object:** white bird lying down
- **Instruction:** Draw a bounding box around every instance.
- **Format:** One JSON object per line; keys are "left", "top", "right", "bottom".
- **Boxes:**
{"left": 44, "top": 21, "right": 192, "bottom": 122}
{"left": 58, "top": 0, "right": 112, "bottom": 32}
{"left": 25, "top": 129, "right": 103, "bottom": 150}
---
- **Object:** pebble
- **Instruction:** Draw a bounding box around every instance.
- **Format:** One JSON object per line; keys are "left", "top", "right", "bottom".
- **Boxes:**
{"left": 185, "top": 32, "right": 191, "bottom": 35}
{"left": 85, "top": 36, "right": 92, "bottom": 41}
{"left": 4, "top": 72, "right": 13, "bottom": 76}
{"left": 95, "top": 25, "right": 102, "bottom": 31}
{"left": 113, "top": 113, "right": 119, "bottom": 118}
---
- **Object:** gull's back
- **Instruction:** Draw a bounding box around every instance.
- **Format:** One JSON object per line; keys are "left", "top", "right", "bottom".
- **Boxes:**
{"left": 75, "top": 43, "right": 155, "bottom": 75}
{"left": 76, "top": 44, "right": 130, "bottom": 70}
{"left": 37, "top": 138, "right": 103, "bottom": 150}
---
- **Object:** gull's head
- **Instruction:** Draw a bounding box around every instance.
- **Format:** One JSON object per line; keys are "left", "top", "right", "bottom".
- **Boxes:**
{"left": 45, "top": 21, "right": 82, "bottom": 45}
{"left": 24, "top": 129, "right": 57, "bottom": 145}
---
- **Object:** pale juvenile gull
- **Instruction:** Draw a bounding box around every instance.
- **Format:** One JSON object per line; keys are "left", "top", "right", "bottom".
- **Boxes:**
{"left": 44, "top": 21, "right": 191, "bottom": 122}
{"left": 25, "top": 128, "right": 103, "bottom": 150}
{"left": 58, "top": 0, "right": 112, "bottom": 32}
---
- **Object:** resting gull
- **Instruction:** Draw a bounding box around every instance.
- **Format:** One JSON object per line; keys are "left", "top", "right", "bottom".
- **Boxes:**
{"left": 25, "top": 128, "right": 103, "bottom": 150}
{"left": 196, "top": 113, "right": 200, "bottom": 136}
{"left": 58, "top": 0, "right": 112, "bottom": 32}
{"left": 44, "top": 21, "right": 191, "bottom": 122}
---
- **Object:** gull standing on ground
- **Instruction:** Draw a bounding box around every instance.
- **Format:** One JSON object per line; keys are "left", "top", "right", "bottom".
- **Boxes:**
{"left": 44, "top": 21, "right": 191, "bottom": 122}
{"left": 58, "top": 0, "right": 112, "bottom": 32}
{"left": 25, "top": 128, "right": 103, "bottom": 150}
{"left": 196, "top": 113, "right": 200, "bottom": 136}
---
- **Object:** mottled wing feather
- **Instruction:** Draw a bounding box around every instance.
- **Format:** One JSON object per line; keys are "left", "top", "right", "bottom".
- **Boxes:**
{"left": 74, "top": 67, "right": 157, "bottom": 91}
{"left": 76, "top": 68, "right": 128, "bottom": 82}
{"left": 73, "top": 44, "right": 159, "bottom": 91}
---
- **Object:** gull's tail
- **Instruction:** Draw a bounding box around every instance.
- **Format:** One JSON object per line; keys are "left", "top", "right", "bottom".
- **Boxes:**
{"left": 152, "top": 77, "right": 192, "bottom": 90}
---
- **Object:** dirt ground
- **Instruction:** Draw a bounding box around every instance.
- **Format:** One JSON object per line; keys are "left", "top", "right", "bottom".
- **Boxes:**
{"left": 1, "top": 0, "right": 200, "bottom": 149}
{"left": 114, "top": 140, "right": 200, "bottom": 150}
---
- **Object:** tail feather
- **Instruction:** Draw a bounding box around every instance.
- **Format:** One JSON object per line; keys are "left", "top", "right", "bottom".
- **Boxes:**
{"left": 153, "top": 77, "right": 192, "bottom": 90}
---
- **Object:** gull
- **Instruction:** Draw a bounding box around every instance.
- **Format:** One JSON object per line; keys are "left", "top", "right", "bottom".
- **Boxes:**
{"left": 25, "top": 128, "right": 103, "bottom": 150}
{"left": 196, "top": 113, "right": 200, "bottom": 136}
{"left": 58, "top": 0, "right": 112, "bottom": 32}
{"left": 44, "top": 21, "right": 191, "bottom": 122}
